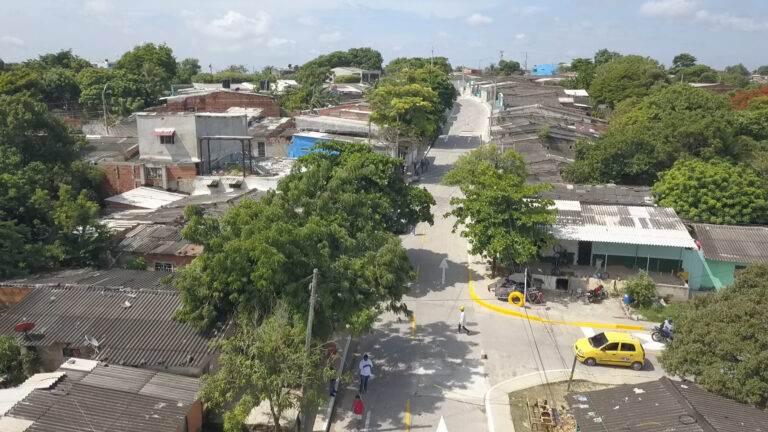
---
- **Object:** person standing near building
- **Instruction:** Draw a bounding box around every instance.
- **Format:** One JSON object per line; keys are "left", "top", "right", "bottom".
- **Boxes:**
{"left": 458, "top": 306, "right": 470, "bottom": 334}
{"left": 359, "top": 354, "right": 373, "bottom": 393}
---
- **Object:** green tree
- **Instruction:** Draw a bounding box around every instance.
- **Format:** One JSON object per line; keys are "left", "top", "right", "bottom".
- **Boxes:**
{"left": 661, "top": 264, "right": 768, "bottom": 408}
{"left": 652, "top": 158, "right": 767, "bottom": 224}
{"left": 498, "top": 60, "right": 521, "bottom": 76}
{"left": 174, "top": 142, "right": 432, "bottom": 333}
{"left": 36, "top": 49, "right": 92, "bottom": 72}
{"left": 115, "top": 43, "right": 177, "bottom": 97}
{"left": 40, "top": 67, "right": 80, "bottom": 105}
{"left": 347, "top": 47, "right": 384, "bottom": 70}
{"left": 565, "top": 85, "right": 736, "bottom": 185}
{"left": 622, "top": 271, "right": 657, "bottom": 307}
{"left": 673, "top": 64, "right": 720, "bottom": 83}
{"left": 589, "top": 55, "right": 668, "bottom": 107}
{"left": 296, "top": 63, "right": 331, "bottom": 89}
{"left": 725, "top": 63, "right": 751, "bottom": 77}
{"left": 386, "top": 57, "right": 452, "bottom": 75}
{"left": 0, "top": 335, "right": 26, "bottom": 385}
{"left": 50, "top": 184, "right": 111, "bottom": 267}
{"left": 175, "top": 58, "right": 201, "bottom": 84}
{"left": 593, "top": 48, "right": 622, "bottom": 66}
{"left": 443, "top": 145, "right": 555, "bottom": 267}
{"left": 369, "top": 83, "right": 442, "bottom": 139}
{"left": 560, "top": 58, "right": 596, "bottom": 89}
{"left": 672, "top": 53, "right": 697, "bottom": 70}
{"left": 0, "top": 217, "right": 33, "bottom": 279}
{"left": 199, "top": 304, "right": 334, "bottom": 432}
{"left": 755, "top": 65, "right": 768, "bottom": 76}
{"left": 0, "top": 67, "right": 41, "bottom": 96}
{"left": 390, "top": 65, "right": 457, "bottom": 112}
{"left": 76, "top": 68, "right": 149, "bottom": 115}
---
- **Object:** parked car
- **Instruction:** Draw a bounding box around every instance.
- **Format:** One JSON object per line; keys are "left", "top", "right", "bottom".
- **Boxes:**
{"left": 574, "top": 332, "right": 645, "bottom": 371}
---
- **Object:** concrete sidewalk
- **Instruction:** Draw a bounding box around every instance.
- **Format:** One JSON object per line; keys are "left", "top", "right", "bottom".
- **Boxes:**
{"left": 484, "top": 368, "right": 658, "bottom": 432}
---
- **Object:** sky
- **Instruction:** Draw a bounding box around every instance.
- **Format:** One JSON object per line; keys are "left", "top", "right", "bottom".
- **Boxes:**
{"left": 1, "top": 0, "right": 767, "bottom": 71}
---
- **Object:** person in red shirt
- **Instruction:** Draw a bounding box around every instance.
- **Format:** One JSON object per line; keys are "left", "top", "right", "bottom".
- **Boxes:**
{"left": 353, "top": 394, "right": 364, "bottom": 430}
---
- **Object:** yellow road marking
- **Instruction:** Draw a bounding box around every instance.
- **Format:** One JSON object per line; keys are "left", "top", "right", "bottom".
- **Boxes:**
{"left": 421, "top": 229, "right": 426, "bottom": 243}
{"left": 436, "top": 185, "right": 440, "bottom": 192}
{"left": 411, "top": 313, "right": 416, "bottom": 340}
{"left": 467, "top": 267, "right": 644, "bottom": 331}
{"left": 405, "top": 399, "right": 411, "bottom": 431}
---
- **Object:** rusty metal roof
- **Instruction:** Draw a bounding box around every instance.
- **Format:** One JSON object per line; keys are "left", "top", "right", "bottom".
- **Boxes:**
{"left": 115, "top": 224, "right": 197, "bottom": 256}
{"left": 692, "top": 223, "right": 768, "bottom": 263}
{"left": 569, "top": 377, "right": 768, "bottom": 432}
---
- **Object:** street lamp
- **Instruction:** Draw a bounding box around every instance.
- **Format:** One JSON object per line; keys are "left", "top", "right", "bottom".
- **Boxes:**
{"left": 101, "top": 82, "right": 110, "bottom": 136}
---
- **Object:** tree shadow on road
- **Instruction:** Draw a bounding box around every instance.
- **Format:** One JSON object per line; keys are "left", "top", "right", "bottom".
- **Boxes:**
{"left": 405, "top": 249, "right": 467, "bottom": 299}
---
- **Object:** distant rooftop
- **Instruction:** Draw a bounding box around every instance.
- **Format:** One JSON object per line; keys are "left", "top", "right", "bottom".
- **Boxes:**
{"left": 692, "top": 223, "right": 768, "bottom": 263}
{"left": 115, "top": 224, "right": 202, "bottom": 257}
{"left": 0, "top": 268, "right": 171, "bottom": 291}
{"left": 105, "top": 187, "right": 187, "bottom": 210}
{"left": 81, "top": 136, "right": 139, "bottom": 163}
{"left": 0, "top": 359, "right": 201, "bottom": 432}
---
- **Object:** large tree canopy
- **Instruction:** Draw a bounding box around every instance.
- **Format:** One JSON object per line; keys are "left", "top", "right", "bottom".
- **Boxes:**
{"left": 661, "top": 264, "right": 768, "bottom": 408}
{"left": 652, "top": 158, "right": 767, "bottom": 224}
{"left": 115, "top": 43, "right": 177, "bottom": 89}
{"left": 174, "top": 142, "right": 433, "bottom": 334}
{"left": 443, "top": 145, "right": 555, "bottom": 266}
{"left": 385, "top": 57, "right": 452, "bottom": 75}
{"left": 564, "top": 85, "right": 746, "bottom": 185}
{"left": 589, "top": 55, "right": 668, "bottom": 107}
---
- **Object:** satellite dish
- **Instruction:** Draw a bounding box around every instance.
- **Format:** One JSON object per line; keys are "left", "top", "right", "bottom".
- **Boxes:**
{"left": 84, "top": 335, "right": 100, "bottom": 348}
{"left": 122, "top": 301, "right": 132, "bottom": 308}
{"left": 13, "top": 322, "right": 35, "bottom": 333}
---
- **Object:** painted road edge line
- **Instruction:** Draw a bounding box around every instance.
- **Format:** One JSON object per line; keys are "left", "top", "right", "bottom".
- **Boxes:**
{"left": 405, "top": 399, "right": 411, "bottom": 432}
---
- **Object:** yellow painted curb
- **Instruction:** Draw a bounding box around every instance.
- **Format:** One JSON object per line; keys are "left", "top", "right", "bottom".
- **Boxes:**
{"left": 468, "top": 268, "right": 644, "bottom": 331}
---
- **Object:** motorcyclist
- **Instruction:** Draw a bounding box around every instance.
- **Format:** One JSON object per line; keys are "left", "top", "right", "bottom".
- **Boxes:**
{"left": 661, "top": 317, "right": 674, "bottom": 340}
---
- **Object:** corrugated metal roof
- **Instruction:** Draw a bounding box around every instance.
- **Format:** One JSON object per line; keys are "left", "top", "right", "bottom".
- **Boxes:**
{"left": 549, "top": 200, "right": 696, "bottom": 248}
{"left": 692, "top": 223, "right": 768, "bottom": 263}
{"left": 1, "top": 268, "right": 172, "bottom": 291}
{"left": 5, "top": 364, "right": 200, "bottom": 432}
{"left": 115, "top": 224, "right": 198, "bottom": 256}
{"left": 105, "top": 187, "right": 187, "bottom": 210}
{"left": 0, "top": 285, "right": 224, "bottom": 370}
{"left": 570, "top": 377, "right": 768, "bottom": 432}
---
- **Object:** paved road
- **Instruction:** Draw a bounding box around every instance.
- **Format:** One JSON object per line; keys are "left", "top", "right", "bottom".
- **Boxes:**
{"left": 331, "top": 96, "right": 666, "bottom": 432}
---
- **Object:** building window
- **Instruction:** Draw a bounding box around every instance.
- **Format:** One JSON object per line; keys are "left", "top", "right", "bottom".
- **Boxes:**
{"left": 155, "top": 262, "right": 174, "bottom": 272}
{"left": 160, "top": 134, "right": 175, "bottom": 144}
{"left": 257, "top": 142, "right": 266, "bottom": 157}
{"left": 63, "top": 347, "right": 82, "bottom": 358}
{"left": 145, "top": 167, "right": 163, "bottom": 179}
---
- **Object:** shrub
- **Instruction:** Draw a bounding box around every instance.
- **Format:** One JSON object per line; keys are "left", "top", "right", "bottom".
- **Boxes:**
{"left": 124, "top": 256, "right": 148, "bottom": 270}
{"left": 623, "top": 271, "right": 657, "bottom": 307}
{"left": 537, "top": 126, "right": 550, "bottom": 139}
{"left": 334, "top": 74, "right": 361, "bottom": 83}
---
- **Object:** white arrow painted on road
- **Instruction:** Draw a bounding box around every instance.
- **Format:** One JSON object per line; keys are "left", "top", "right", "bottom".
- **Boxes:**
{"left": 436, "top": 416, "right": 448, "bottom": 432}
{"left": 439, "top": 258, "right": 449, "bottom": 284}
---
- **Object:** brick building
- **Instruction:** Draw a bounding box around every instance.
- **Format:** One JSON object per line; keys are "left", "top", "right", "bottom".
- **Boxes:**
{"left": 152, "top": 89, "right": 280, "bottom": 117}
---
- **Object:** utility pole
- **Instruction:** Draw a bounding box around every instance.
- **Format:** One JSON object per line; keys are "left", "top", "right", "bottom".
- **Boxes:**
{"left": 523, "top": 52, "right": 528, "bottom": 74}
{"left": 101, "top": 82, "right": 110, "bottom": 136}
{"left": 500, "top": 50, "right": 504, "bottom": 61}
{"left": 431, "top": 46, "right": 434, "bottom": 67}
{"left": 300, "top": 268, "right": 319, "bottom": 429}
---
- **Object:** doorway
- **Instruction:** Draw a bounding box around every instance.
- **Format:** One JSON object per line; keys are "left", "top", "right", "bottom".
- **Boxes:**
{"left": 577, "top": 241, "right": 592, "bottom": 266}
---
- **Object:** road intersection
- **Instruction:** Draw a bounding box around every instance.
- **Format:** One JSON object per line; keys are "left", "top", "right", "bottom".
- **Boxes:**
{"left": 331, "top": 96, "right": 666, "bottom": 432}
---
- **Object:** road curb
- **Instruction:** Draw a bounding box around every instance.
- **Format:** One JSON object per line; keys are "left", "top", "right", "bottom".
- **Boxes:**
{"left": 313, "top": 335, "right": 352, "bottom": 432}
{"left": 484, "top": 369, "right": 658, "bottom": 432}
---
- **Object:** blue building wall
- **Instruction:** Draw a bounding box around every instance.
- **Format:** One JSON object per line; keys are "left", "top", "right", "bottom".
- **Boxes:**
{"left": 289, "top": 135, "right": 330, "bottom": 158}
{"left": 531, "top": 64, "right": 558, "bottom": 76}
{"left": 681, "top": 250, "right": 744, "bottom": 291}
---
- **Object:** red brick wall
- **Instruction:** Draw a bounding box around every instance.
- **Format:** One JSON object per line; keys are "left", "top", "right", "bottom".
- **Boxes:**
{"left": 100, "top": 163, "right": 142, "bottom": 198}
{"left": 167, "top": 165, "right": 198, "bottom": 180}
{"left": 314, "top": 103, "right": 371, "bottom": 120}
{"left": 154, "top": 91, "right": 280, "bottom": 117}
{"left": 0, "top": 286, "right": 32, "bottom": 307}
{"left": 184, "top": 401, "right": 204, "bottom": 432}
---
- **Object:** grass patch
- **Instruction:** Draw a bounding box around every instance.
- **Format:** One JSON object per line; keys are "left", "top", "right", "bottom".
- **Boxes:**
{"left": 633, "top": 301, "right": 684, "bottom": 323}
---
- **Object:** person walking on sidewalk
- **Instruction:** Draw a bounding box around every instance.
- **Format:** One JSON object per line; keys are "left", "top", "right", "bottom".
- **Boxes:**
{"left": 458, "top": 306, "right": 470, "bottom": 334}
{"left": 359, "top": 354, "right": 373, "bottom": 393}
{"left": 353, "top": 394, "right": 365, "bottom": 431}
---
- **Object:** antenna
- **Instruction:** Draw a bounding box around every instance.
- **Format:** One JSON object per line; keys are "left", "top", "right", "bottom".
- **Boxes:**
{"left": 500, "top": 50, "right": 504, "bottom": 61}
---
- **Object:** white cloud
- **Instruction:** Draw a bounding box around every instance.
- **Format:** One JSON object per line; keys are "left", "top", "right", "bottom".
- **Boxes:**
{"left": 515, "top": 33, "right": 526, "bottom": 40}
{"left": 640, "top": 0, "right": 768, "bottom": 32}
{"left": 0, "top": 35, "right": 24, "bottom": 47}
{"left": 267, "top": 37, "right": 294, "bottom": 49}
{"left": 318, "top": 31, "right": 342, "bottom": 43}
{"left": 466, "top": 13, "right": 492, "bottom": 26}
{"left": 298, "top": 16, "right": 319, "bottom": 26}
{"left": 640, "top": 0, "right": 698, "bottom": 18}
{"left": 182, "top": 10, "right": 271, "bottom": 40}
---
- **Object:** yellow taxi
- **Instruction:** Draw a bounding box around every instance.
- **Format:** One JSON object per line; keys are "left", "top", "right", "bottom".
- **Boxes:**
{"left": 574, "top": 331, "right": 645, "bottom": 371}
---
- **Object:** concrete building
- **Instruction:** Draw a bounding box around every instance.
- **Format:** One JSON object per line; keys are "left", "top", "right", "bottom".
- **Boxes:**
{"left": 330, "top": 66, "right": 381, "bottom": 83}
{"left": 313, "top": 102, "right": 372, "bottom": 121}
{"left": 531, "top": 63, "right": 559, "bottom": 76}
{"left": 0, "top": 358, "right": 203, "bottom": 432}
{"left": 152, "top": 89, "right": 279, "bottom": 117}
{"left": 136, "top": 111, "right": 250, "bottom": 190}
{"left": 688, "top": 224, "right": 768, "bottom": 290}
{"left": 113, "top": 224, "right": 203, "bottom": 271}
{"left": 249, "top": 116, "right": 294, "bottom": 158}
{"left": 104, "top": 187, "right": 186, "bottom": 212}
{"left": 507, "top": 201, "right": 700, "bottom": 300}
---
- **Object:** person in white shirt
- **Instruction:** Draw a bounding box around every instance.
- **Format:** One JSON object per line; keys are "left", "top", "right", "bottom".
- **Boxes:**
{"left": 358, "top": 354, "right": 373, "bottom": 393}
{"left": 458, "top": 306, "right": 470, "bottom": 334}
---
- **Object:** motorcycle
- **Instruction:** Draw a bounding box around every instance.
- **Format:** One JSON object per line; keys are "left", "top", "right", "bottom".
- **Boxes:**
{"left": 651, "top": 325, "right": 673, "bottom": 342}
{"left": 513, "top": 283, "right": 545, "bottom": 304}
{"left": 586, "top": 285, "right": 607, "bottom": 303}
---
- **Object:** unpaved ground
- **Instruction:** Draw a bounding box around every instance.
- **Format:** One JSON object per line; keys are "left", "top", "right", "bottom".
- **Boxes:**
{"left": 508, "top": 380, "right": 614, "bottom": 432}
